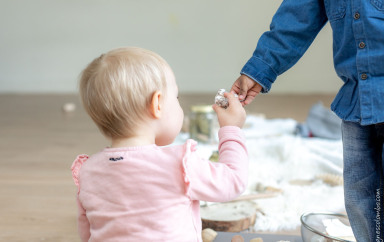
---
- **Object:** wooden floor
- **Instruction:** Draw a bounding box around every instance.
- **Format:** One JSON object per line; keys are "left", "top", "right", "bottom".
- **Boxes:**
{"left": 0, "top": 93, "right": 335, "bottom": 241}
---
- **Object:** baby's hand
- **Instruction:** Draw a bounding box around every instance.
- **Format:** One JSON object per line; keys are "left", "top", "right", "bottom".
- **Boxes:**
{"left": 212, "top": 92, "right": 246, "bottom": 128}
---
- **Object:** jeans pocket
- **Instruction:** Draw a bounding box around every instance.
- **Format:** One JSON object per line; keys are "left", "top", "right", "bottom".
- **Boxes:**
{"left": 371, "top": 0, "right": 384, "bottom": 11}
{"left": 324, "top": 0, "right": 347, "bottom": 21}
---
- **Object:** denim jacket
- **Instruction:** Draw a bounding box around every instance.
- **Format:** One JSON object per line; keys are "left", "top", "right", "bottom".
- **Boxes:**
{"left": 241, "top": 0, "right": 384, "bottom": 125}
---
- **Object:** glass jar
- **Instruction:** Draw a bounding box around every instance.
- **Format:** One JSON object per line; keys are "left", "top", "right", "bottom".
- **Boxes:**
{"left": 189, "top": 105, "right": 217, "bottom": 144}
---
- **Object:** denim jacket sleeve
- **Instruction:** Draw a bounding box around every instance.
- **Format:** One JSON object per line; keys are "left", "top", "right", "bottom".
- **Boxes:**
{"left": 241, "top": 0, "right": 328, "bottom": 93}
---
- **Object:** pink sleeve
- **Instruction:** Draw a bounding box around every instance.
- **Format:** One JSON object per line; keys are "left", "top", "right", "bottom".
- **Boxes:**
{"left": 183, "top": 126, "right": 248, "bottom": 202}
{"left": 71, "top": 155, "right": 91, "bottom": 241}
{"left": 76, "top": 195, "right": 91, "bottom": 242}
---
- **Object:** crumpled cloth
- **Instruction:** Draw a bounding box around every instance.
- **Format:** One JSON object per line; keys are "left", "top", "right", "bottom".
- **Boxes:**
{"left": 296, "top": 101, "right": 342, "bottom": 139}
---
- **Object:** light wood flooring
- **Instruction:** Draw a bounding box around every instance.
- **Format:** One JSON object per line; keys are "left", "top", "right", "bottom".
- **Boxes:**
{"left": 0, "top": 93, "right": 335, "bottom": 241}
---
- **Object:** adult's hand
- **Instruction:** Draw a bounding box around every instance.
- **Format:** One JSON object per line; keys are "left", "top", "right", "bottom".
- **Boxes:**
{"left": 230, "top": 75, "right": 262, "bottom": 106}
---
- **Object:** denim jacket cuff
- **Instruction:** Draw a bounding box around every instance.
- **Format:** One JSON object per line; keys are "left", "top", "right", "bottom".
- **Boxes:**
{"left": 240, "top": 56, "right": 278, "bottom": 93}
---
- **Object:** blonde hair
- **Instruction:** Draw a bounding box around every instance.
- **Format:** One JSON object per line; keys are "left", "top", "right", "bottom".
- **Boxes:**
{"left": 79, "top": 47, "right": 169, "bottom": 139}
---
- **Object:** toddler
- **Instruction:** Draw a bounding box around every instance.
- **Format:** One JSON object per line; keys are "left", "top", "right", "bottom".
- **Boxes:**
{"left": 71, "top": 47, "right": 248, "bottom": 242}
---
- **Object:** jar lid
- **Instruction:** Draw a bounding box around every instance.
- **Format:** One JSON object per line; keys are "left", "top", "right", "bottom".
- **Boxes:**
{"left": 190, "top": 105, "right": 213, "bottom": 113}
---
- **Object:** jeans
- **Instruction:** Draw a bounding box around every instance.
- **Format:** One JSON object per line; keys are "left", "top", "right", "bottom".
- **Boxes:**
{"left": 342, "top": 121, "right": 384, "bottom": 242}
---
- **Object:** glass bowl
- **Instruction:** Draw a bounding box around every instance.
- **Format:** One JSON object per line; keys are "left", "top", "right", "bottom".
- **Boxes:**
{"left": 300, "top": 212, "right": 356, "bottom": 242}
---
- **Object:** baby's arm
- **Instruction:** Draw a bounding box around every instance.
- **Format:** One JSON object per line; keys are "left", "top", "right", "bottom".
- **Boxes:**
{"left": 76, "top": 196, "right": 91, "bottom": 241}
{"left": 185, "top": 126, "right": 248, "bottom": 202}
{"left": 184, "top": 92, "right": 248, "bottom": 202}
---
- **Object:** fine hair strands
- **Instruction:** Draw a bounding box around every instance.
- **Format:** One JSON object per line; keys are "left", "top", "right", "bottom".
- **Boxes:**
{"left": 79, "top": 47, "right": 169, "bottom": 139}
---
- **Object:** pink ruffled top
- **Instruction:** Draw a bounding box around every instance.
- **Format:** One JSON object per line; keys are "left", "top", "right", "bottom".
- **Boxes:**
{"left": 71, "top": 126, "right": 248, "bottom": 242}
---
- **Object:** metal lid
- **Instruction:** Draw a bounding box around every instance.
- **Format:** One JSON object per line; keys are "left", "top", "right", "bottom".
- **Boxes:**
{"left": 190, "top": 105, "right": 213, "bottom": 113}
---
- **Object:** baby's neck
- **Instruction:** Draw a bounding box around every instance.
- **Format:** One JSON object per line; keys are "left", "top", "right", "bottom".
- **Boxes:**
{"left": 111, "top": 135, "right": 155, "bottom": 148}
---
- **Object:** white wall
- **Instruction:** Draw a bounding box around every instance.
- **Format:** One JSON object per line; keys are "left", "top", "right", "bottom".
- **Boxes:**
{"left": 0, "top": 0, "right": 341, "bottom": 94}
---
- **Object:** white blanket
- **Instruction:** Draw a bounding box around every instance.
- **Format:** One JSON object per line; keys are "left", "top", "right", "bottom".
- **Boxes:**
{"left": 177, "top": 115, "right": 345, "bottom": 231}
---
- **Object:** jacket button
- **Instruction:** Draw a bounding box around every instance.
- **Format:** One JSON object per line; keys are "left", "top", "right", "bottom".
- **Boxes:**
{"left": 359, "top": 42, "right": 366, "bottom": 49}
{"left": 354, "top": 12, "right": 360, "bottom": 20}
{"left": 361, "top": 73, "right": 368, "bottom": 80}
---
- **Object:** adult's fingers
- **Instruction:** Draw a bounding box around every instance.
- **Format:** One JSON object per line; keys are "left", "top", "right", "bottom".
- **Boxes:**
{"left": 238, "top": 76, "right": 250, "bottom": 101}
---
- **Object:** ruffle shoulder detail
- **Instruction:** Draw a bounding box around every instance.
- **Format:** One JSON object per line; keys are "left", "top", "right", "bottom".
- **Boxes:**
{"left": 181, "top": 139, "right": 197, "bottom": 199}
{"left": 71, "top": 154, "right": 89, "bottom": 189}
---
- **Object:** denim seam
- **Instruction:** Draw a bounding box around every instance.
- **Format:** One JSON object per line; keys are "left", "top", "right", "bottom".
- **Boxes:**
{"left": 324, "top": 0, "right": 347, "bottom": 21}
{"left": 371, "top": 0, "right": 384, "bottom": 11}
{"left": 253, "top": 56, "right": 278, "bottom": 77}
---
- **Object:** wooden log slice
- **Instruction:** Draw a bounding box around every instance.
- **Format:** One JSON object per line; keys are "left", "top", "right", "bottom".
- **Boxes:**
{"left": 200, "top": 201, "right": 258, "bottom": 232}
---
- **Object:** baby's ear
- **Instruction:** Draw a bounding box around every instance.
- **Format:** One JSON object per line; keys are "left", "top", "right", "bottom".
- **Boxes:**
{"left": 149, "top": 91, "right": 162, "bottom": 119}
